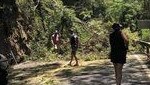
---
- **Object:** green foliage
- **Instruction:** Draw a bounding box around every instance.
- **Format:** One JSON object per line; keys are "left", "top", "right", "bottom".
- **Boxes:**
{"left": 16, "top": 0, "right": 146, "bottom": 61}
{"left": 123, "top": 28, "right": 140, "bottom": 52}
{"left": 80, "top": 53, "right": 108, "bottom": 61}
{"left": 141, "top": 29, "right": 150, "bottom": 41}
{"left": 105, "top": 0, "right": 142, "bottom": 23}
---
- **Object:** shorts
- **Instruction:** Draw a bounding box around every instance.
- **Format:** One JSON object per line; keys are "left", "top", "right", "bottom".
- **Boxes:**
{"left": 110, "top": 51, "right": 127, "bottom": 64}
{"left": 71, "top": 46, "right": 78, "bottom": 55}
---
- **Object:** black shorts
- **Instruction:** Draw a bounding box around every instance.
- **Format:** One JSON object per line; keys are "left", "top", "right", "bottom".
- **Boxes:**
{"left": 71, "top": 46, "right": 78, "bottom": 55}
{"left": 110, "top": 51, "right": 127, "bottom": 64}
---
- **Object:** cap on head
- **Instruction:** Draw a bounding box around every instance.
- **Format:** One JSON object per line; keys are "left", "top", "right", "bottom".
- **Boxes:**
{"left": 112, "top": 23, "right": 122, "bottom": 31}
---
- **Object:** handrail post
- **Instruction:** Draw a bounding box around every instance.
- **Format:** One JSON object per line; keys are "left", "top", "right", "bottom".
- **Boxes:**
{"left": 146, "top": 46, "right": 150, "bottom": 59}
{"left": 146, "top": 47, "right": 149, "bottom": 54}
{"left": 137, "top": 40, "right": 150, "bottom": 59}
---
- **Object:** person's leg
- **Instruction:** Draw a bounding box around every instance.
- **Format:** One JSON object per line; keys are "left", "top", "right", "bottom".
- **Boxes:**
{"left": 113, "top": 63, "right": 117, "bottom": 83}
{"left": 56, "top": 44, "right": 60, "bottom": 54}
{"left": 53, "top": 44, "right": 58, "bottom": 53}
{"left": 68, "top": 51, "right": 74, "bottom": 66}
{"left": 73, "top": 48, "right": 79, "bottom": 66}
{"left": 74, "top": 52, "right": 79, "bottom": 66}
{"left": 116, "top": 63, "right": 123, "bottom": 85}
{"left": 57, "top": 44, "right": 63, "bottom": 55}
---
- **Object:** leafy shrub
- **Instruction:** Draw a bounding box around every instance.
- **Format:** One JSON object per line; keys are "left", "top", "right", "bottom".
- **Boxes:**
{"left": 122, "top": 28, "right": 140, "bottom": 52}
{"left": 141, "top": 29, "right": 150, "bottom": 42}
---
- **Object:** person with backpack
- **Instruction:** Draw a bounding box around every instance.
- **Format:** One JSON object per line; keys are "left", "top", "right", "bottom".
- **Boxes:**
{"left": 68, "top": 30, "right": 79, "bottom": 66}
{"left": 109, "top": 23, "right": 129, "bottom": 85}
{"left": 51, "top": 30, "right": 61, "bottom": 53}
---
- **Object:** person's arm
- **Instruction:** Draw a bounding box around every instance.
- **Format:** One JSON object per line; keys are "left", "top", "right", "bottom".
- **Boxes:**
{"left": 51, "top": 36, "right": 54, "bottom": 45}
{"left": 76, "top": 37, "right": 79, "bottom": 46}
{"left": 121, "top": 31, "right": 129, "bottom": 45}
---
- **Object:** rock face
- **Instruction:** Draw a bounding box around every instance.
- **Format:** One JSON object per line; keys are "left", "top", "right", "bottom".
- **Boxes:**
{"left": 0, "top": 0, "right": 31, "bottom": 64}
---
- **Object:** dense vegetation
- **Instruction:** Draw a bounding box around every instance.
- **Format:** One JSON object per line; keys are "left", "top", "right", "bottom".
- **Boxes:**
{"left": 1, "top": 0, "right": 150, "bottom": 62}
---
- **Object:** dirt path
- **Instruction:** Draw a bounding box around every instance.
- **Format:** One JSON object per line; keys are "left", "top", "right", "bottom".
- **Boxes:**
{"left": 8, "top": 54, "right": 150, "bottom": 85}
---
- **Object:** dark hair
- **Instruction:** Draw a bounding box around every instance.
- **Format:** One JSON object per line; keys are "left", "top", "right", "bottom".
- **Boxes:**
{"left": 112, "top": 23, "right": 122, "bottom": 31}
{"left": 69, "top": 30, "right": 74, "bottom": 34}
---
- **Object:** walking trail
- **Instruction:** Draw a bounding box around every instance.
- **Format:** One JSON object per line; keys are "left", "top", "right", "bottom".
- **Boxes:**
{"left": 8, "top": 54, "right": 150, "bottom": 85}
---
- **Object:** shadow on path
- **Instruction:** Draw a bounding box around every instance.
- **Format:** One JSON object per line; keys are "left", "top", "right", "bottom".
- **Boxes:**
{"left": 8, "top": 62, "right": 61, "bottom": 85}
{"left": 55, "top": 55, "right": 150, "bottom": 85}
{"left": 8, "top": 54, "right": 150, "bottom": 85}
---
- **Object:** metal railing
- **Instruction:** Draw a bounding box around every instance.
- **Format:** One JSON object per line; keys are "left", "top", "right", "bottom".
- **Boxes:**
{"left": 137, "top": 40, "right": 150, "bottom": 59}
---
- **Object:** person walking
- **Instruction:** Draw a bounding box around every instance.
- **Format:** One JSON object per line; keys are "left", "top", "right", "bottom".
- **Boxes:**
{"left": 68, "top": 30, "right": 79, "bottom": 66}
{"left": 109, "top": 23, "right": 129, "bottom": 85}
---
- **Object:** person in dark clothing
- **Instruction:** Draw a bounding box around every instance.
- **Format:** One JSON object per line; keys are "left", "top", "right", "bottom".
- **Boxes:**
{"left": 68, "top": 30, "right": 79, "bottom": 66}
{"left": 0, "top": 54, "right": 8, "bottom": 85}
{"left": 0, "top": 68, "right": 8, "bottom": 85}
{"left": 109, "top": 23, "right": 129, "bottom": 85}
